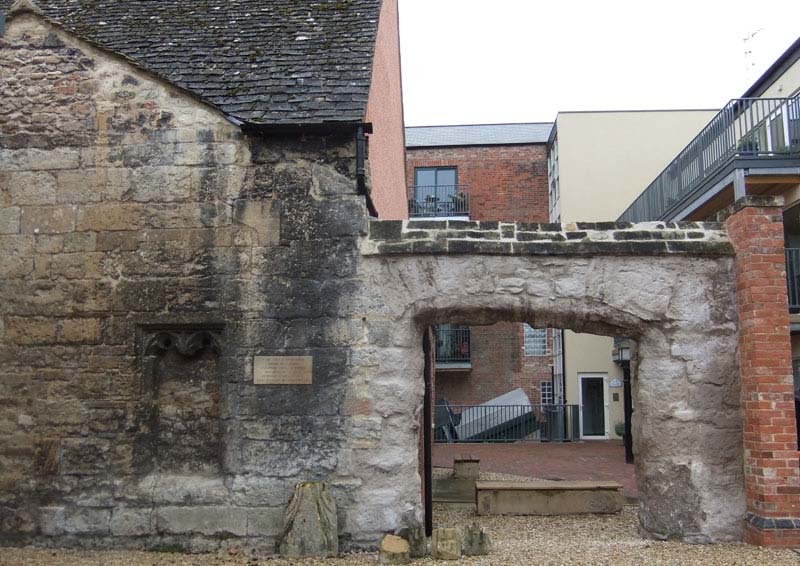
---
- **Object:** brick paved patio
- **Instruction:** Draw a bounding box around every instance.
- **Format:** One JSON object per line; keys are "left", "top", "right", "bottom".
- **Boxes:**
{"left": 433, "top": 440, "right": 638, "bottom": 499}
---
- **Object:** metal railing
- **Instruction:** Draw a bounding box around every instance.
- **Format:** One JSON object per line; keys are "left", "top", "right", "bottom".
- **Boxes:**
{"left": 435, "top": 327, "right": 471, "bottom": 364}
{"left": 409, "top": 184, "right": 470, "bottom": 218}
{"left": 620, "top": 96, "right": 800, "bottom": 222}
{"left": 434, "top": 403, "right": 580, "bottom": 443}
{"left": 787, "top": 248, "right": 800, "bottom": 312}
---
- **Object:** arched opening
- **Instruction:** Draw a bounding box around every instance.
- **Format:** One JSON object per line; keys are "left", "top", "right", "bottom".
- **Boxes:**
{"left": 414, "top": 308, "right": 640, "bottom": 537}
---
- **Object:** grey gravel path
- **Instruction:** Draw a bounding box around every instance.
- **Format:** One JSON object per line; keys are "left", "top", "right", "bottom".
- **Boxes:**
{"left": 1, "top": 505, "right": 798, "bottom": 565}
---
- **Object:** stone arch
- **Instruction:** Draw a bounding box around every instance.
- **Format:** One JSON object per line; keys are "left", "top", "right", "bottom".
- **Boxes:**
{"left": 347, "top": 221, "right": 744, "bottom": 544}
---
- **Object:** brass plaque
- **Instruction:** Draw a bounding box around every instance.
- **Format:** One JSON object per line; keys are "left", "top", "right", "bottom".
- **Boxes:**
{"left": 253, "top": 356, "right": 313, "bottom": 385}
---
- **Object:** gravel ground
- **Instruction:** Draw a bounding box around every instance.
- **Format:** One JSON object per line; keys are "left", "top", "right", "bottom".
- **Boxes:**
{"left": 1, "top": 505, "right": 798, "bottom": 566}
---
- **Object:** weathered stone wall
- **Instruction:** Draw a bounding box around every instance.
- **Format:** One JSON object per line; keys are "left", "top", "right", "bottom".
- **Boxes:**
{"left": 0, "top": 11, "right": 750, "bottom": 553}
{"left": 1, "top": 14, "right": 370, "bottom": 552}
{"left": 354, "top": 219, "right": 745, "bottom": 543}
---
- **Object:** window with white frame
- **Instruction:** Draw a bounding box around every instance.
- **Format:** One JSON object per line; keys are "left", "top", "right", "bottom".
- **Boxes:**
{"left": 540, "top": 381, "right": 554, "bottom": 405}
{"left": 523, "top": 325, "right": 548, "bottom": 356}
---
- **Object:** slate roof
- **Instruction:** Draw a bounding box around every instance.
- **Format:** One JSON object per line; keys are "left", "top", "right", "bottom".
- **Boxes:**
{"left": 405, "top": 123, "right": 554, "bottom": 148}
{"left": 2, "top": 0, "right": 383, "bottom": 125}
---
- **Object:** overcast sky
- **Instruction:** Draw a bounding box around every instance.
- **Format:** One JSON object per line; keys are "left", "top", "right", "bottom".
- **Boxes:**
{"left": 399, "top": 0, "right": 800, "bottom": 126}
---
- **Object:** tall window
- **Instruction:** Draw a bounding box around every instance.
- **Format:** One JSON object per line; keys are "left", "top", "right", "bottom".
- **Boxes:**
{"left": 540, "top": 381, "right": 554, "bottom": 405}
{"left": 523, "top": 325, "right": 548, "bottom": 356}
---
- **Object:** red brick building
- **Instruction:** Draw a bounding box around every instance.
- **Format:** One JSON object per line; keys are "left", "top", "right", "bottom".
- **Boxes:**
{"left": 405, "top": 124, "right": 555, "bottom": 408}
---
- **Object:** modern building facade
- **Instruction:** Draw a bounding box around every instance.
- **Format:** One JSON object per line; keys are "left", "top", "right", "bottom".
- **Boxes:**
{"left": 405, "top": 124, "right": 555, "bottom": 410}
{"left": 548, "top": 108, "right": 719, "bottom": 438}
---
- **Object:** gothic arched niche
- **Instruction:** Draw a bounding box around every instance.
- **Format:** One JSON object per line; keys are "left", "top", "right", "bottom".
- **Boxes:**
{"left": 136, "top": 327, "right": 223, "bottom": 475}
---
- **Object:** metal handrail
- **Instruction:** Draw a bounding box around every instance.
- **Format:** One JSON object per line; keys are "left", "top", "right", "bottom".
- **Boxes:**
{"left": 434, "top": 403, "right": 580, "bottom": 443}
{"left": 409, "top": 184, "right": 470, "bottom": 218}
{"left": 435, "top": 327, "right": 471, "bottom": 364}
{"left": 619, "top": 96, "right": 800, "bottom": 222}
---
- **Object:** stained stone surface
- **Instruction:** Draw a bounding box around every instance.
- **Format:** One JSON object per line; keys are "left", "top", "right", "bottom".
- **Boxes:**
{"left": 461, "top": 523, "right": 492, "bottom": 556}
{"left": 0, "top": 4, "right": 746, "bottom": 553}
{"left": 355, "top": 221, "right": 744, "bottom": 543}
{"left": 431, "top": 527, "right": 462, "bottom": 560}
{"left": 397, "top": 526, "right": 427, "bottom": 558}
{"left": 279, "top": 482, "right": 338, "bottom": 559}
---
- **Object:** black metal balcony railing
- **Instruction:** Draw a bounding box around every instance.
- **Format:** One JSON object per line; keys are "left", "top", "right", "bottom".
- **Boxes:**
{"left": 787, "top": 248, "right": 800, "bottom": 312}
{"left": 619, "top": 96, "right": 800, "bottom": 223}
{"left": 435, "top": 327, "right": 470, "bottom": 364}
{"left": 408, "top": 185, "right": 470, "bottom": 218}
{"left": 434, "top": 403, "right": 580, "bottom": 443}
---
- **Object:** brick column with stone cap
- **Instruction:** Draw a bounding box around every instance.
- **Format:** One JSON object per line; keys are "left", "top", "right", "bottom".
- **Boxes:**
{"left": 723, "top": 195, "right": 800, "bottom": 547}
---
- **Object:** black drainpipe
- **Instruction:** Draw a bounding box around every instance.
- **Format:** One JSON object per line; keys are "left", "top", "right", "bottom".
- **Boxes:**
{"left": 356, "top": 124, "right": 379, "bottom": 218}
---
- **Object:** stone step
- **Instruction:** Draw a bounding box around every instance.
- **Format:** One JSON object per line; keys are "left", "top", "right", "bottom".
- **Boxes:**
{"left": 475, "top": 480, "right": 624, "bottom": 515}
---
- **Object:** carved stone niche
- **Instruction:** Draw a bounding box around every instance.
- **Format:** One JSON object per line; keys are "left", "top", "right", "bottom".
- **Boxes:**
{"left": 135, "top": 326, "right": 223, "bottom": 475}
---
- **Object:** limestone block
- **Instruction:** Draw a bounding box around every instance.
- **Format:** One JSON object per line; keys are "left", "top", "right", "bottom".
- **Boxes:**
{"left": 59, "top": 318, "right": 102, "bottom": 343}
{"left": 461, "top": 523, "right": 492, "bottom": 556}
{"left": 279, "top": 482, "right": 338, "bottom": 558}
{"left": 110, "top": 507, "right": 152, "bottom": 536}
{"left": 245, "top": 507, "right": 284, "bottom": 536}
{"left": 0, "top": 207, "right": 21, "bottom": 235}
{"left": 39, "top": 506, "right": 65, "bottom": 536}
{"left": 155, "top": 506, "right": 247, "bottom": 536}
{"left": 76, "top": 204, "right": 143, "bottom": 232}
{"left": 398, "top": 525, "right": 427, "bottom": 558}
{"left": 9, "top": 171, "right": 56, "bottom": 205}
{"left": 454, "top": 458, "right": 480, "bottom": 479}
{"left": 379, "top": 534, "right": 410, "bottom": 564}
{"left": 56, "top": 170, "right": 102, "bottom": 204}
{"left": 476, "top": 481, "right": 624, "bottom": 515}
{"left": 431, "top": 527, "right": 461, "bottom": 560}
{"left": 64, "top": 507, "right": 111, "bottom": 534}
{"left": 20, "top": 206, "right": 76, "bottom": 234}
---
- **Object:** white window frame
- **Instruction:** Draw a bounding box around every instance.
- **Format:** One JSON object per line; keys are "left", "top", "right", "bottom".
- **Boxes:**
{"left": 523, "top": 325, "right": 548, "bottom": 356}
{"left": 540, "top": 381, "right": 554, "bottom": 405}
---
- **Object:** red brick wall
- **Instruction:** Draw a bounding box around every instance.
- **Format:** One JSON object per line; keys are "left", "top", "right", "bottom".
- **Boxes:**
{"left": 725, "top": 198, "right": 800, "bottom": 547}
{"left": 365, "top": 0, "right": 407, "bottom": 220}
{"left": 434, "top": 323, "right": 553, "bottom": 407}
{"left": 406, "top": 144, "right": 549, "bottom": 222}
{"left": 411, "top": 143, "right": 553, "bottom": 410}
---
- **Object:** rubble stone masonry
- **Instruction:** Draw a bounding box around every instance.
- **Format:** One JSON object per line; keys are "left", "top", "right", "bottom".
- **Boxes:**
{"left": 0, "top": 14, "right": 373, "bottom": 552}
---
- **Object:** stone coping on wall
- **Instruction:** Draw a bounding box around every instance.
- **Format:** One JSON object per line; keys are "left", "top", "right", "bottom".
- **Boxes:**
{"left": 362, "top": 219, "right": 733, "bottom": 256}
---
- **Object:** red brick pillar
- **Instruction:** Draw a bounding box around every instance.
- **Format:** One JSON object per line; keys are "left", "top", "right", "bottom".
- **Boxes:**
{"left": 725, "top": 196, "right": 800, "bottom": 546}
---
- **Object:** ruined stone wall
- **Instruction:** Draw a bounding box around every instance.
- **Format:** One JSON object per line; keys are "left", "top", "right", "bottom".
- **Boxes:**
{"left": 0, "top": 14, "right": 371, "bottom": 552}
{"left": 354, "top": 219, "right": 745, "bottom": 543}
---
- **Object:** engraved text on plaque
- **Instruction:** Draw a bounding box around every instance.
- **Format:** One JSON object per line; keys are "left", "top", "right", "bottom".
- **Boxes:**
{"left": 253, "top": 356, "right": 313, "bottom": 385}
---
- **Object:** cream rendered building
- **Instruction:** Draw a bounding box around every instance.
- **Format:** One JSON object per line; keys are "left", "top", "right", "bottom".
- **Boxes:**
{"left": 547, "top": 109, "right": 718, "bottom": 439}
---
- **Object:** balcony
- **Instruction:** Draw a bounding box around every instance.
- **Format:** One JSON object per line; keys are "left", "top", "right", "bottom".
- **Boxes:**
{"left": 435, "top": 325, "right": 471, "bottom": 369}
{"left": 620, "top": 96, "right": 800, "bottom": 222}
{"left": 408, "top": 185, "right": 470, "bottom": 218}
